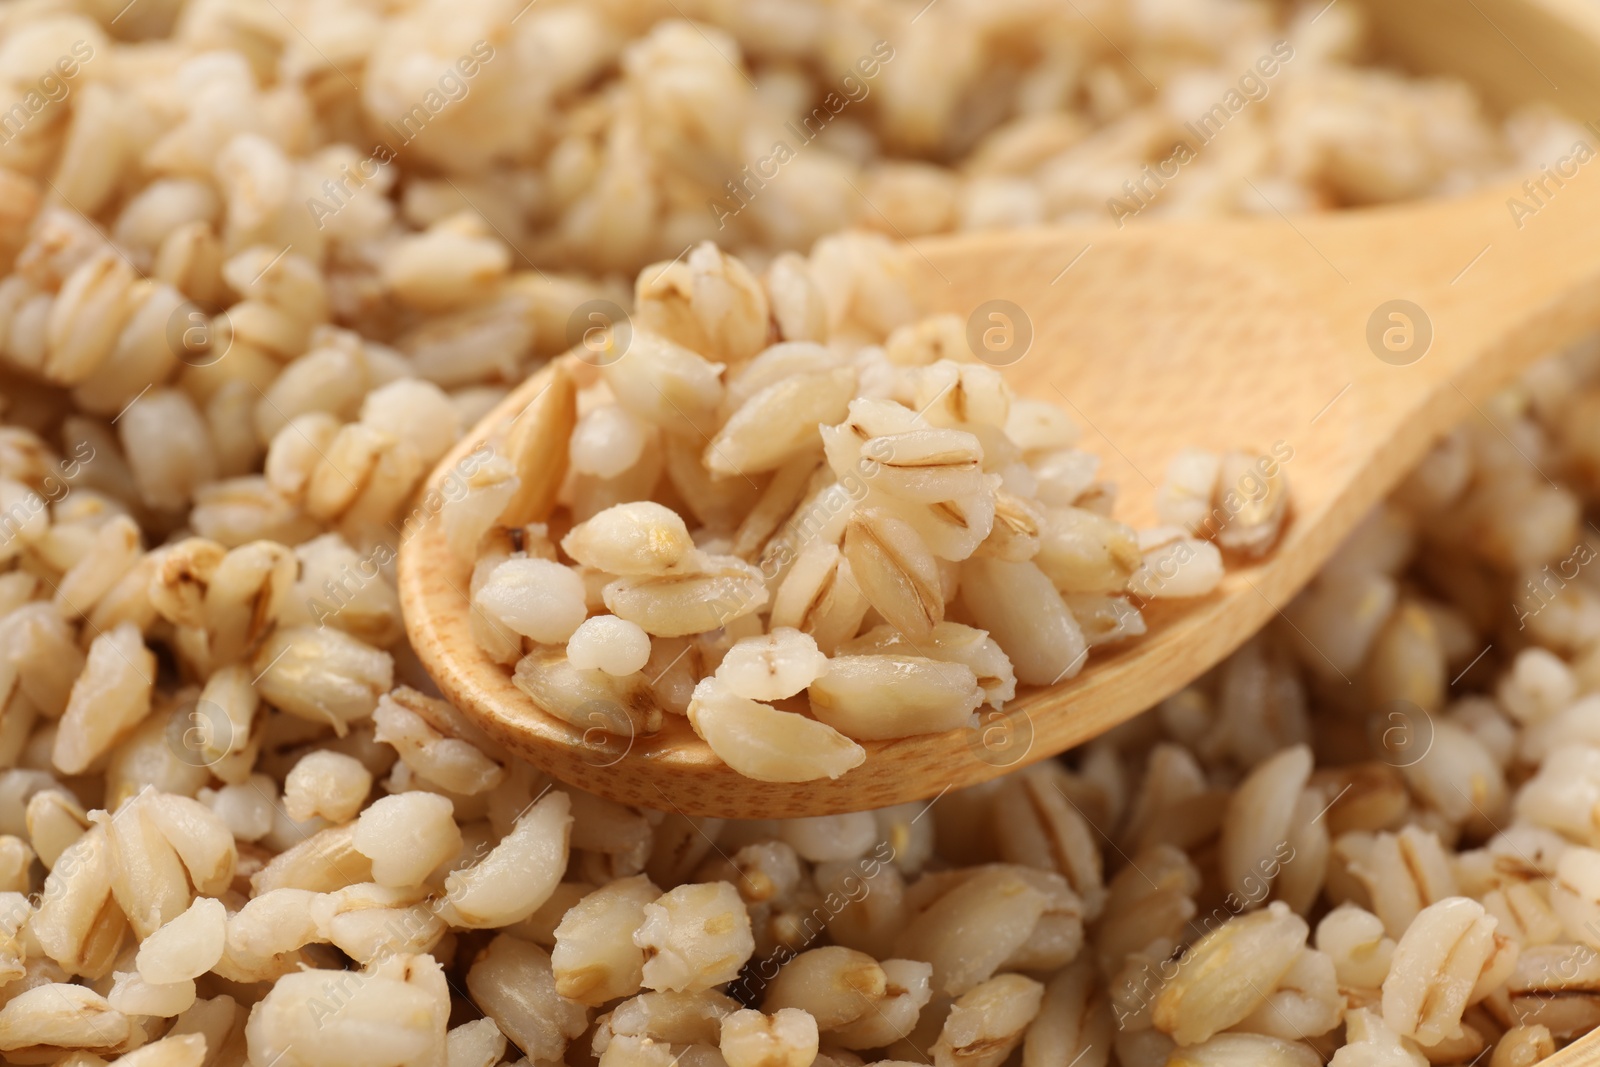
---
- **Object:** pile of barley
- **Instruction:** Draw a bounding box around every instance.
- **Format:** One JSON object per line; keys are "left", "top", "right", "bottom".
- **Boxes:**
{"left": 452, "top": 241, "right": 1291, "bottom": 782}
{"left": 0, "top": 0, "right": 1597, "bottom": 1066}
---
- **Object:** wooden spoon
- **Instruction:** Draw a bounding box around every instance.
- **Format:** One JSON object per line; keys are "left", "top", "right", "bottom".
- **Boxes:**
{"left": 398, "top": 168, "right": 1600, "bottom": 820}
{"left": 398, "top": 0, "right": 1600, "bottom": 826}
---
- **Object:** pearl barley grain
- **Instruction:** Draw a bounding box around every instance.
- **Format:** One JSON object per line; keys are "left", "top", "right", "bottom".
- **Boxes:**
{"left": 359, "top": 379, "right": 461, "bottom": 467}
{"left": 721, "top": 1007, "right": 820, "bottom": 1067}
{"left": 688, "top": 677, "right": 867, "bottom": 783}
{"left": 552, "top": 874, "right": 659, "bottom": 1005}
{"left": 0, "top": 7, "right": 1589, "bottom": 1066}
{"left": 106, "top": 970, "right": 198, "bottom": 1019}
{"left": 353, "top": 792, "right": 462, "bottom": 888}
{"left": 136, "top": 897, "right": 226, "bottom": 985}
{"left": 283, "top": 750, "right": 372, "bottom": 824}
{"left": 716, "top": 628, "right": 829, "bottom": 701}
{"left": 635, "top": 882, "right": 755, "bottom": 992}
{"left": 473, "top": 557, "right": 589, "bottom": 644}
{"left": 571, "top": 405, "right": 649, "bottom": 479}
{"left": 568, "top": 616, "right": 652, "bottom": 675}
{"left": 561, "top": 502, "right": 697, "bottom": 576}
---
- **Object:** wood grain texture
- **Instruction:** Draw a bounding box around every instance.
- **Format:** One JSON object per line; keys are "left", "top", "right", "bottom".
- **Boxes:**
{"left": 398, "top": 0, "right": 1600, "bottom": 853}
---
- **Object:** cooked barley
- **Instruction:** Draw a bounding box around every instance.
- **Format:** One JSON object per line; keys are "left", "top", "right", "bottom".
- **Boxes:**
{"left": 720, "top": 1007, "right": 820, "bottom": 1067}
{"left": 931, "top": 973, "right": 1043, "bottom": 1067}
{"left": 960, "top": 558, "right": 1087, "bottom": 686}
{"left": 136, "top": 897, "right": 226, "bottom": 985}
{"left": 635, "top": 882, "right": 755, "bottom": 993}
{"left": 437, "top": 790, "right": 571, "bottom": 929}
{"left": 512, "top": 648, "right": 666, "bottom": 737}
{"left": 687, "top": 678, "right": 866, "bottom": 784}
{"left": 474, "top": 557, "right": 590, "bottom": 645}
{"left": 1382, "top": 896, "right": 1508, "bottom": 1044}
{"left": 716, "top": 629, "right": 830, "bottom": 702}
{"left": 602, "top": 556, "right": 769, "bottom": 638}
{"left": 552, "top": 874, "right": 660, "bottom": 1006}
{"left": 807, "top": 655, "right": 983, "bottom": 740}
